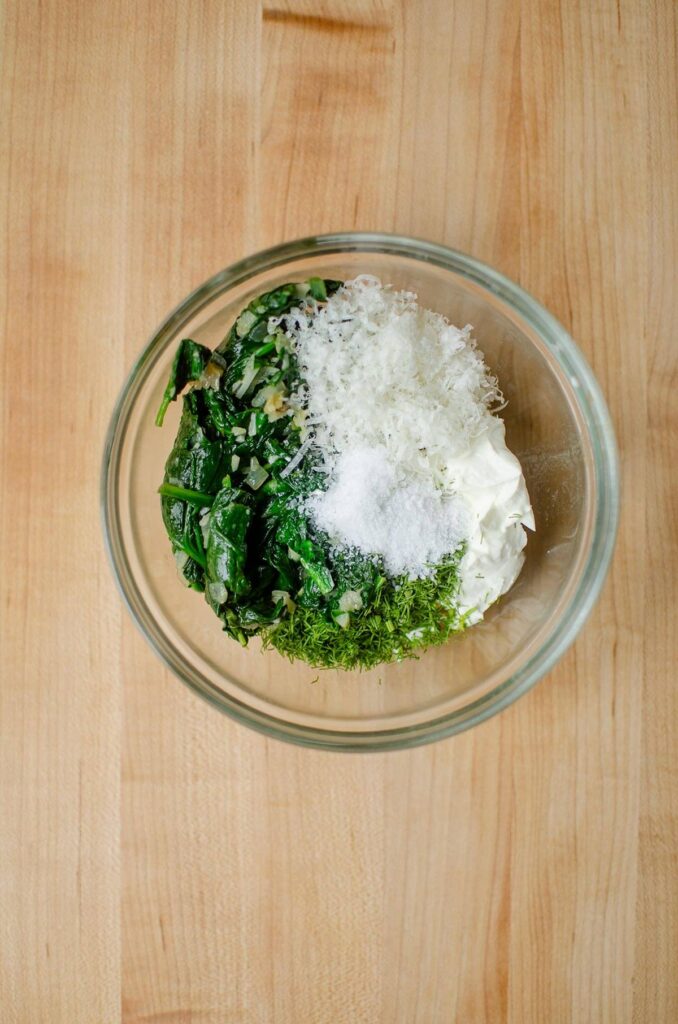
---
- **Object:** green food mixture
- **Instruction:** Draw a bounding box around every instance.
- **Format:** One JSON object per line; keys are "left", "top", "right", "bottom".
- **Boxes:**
{"left": 157, "top": 279, "right": 469, "bottom": 670}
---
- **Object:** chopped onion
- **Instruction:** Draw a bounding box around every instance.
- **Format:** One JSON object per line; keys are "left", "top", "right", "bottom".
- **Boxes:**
{"left": 199, "top": 511, "right": 211, "bottom": 547}
{"left": 334, "top": 612, "right": 350, "bottom": 629}
{"left": 236, "top": 309, "right": 258, "bottom": 337}
{"left": 233, "top": 355, "right": 260, "bottom": 399}
{"left": 252, "top": 384, "right": 274, "bottom": 408}
{"left": 339, "top": 590, "right": 363, "bottom": 613}
{"left": 263, "top": 389, "right": 287, "bottom": 421}
{"left": 248, "top": 412, "right": 258, "bottom": 436}
{"left": 207, "top": 581, "right": 228, "bottom": 605}
{"left": 231, "top": 454, "right": 240, "bottom": 471}
{"left": 245, "top": 456, "right": 269, "bottom": 491}
{"left": 251, "top": 380, "right": 280, "bottom": 407}
{"left": 272, "top": 589, "right": 296, "bottom": 614}
{"left": 200, "top": 354, "right": 226, "bottom": 390}
{"left": 274, "top": 329, "right": 292, "bottom": 353}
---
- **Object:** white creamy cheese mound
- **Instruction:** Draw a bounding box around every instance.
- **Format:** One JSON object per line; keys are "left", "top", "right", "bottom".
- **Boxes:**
{"left": 440, "top": 417, "right": 535, "bottom": 622}
{"left": 276, "top": 276, "right": 534, "bottom": 621}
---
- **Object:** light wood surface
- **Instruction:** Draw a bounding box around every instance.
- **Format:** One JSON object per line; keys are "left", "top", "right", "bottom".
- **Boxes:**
{"left": 1, "top": 1, "right": 676, "bottom": 1021}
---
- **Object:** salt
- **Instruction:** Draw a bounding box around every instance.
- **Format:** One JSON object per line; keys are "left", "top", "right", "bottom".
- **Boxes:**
{"left": 306, "top": 447, "right": 468, "bottom": 578}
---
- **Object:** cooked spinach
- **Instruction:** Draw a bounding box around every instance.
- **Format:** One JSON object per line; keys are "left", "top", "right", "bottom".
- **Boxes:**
{"left": 157, "top": 279, "right": 468, "bottom": 669}
{"left": 160, "top": 390, "right": 232, "bottom": 585}
{"left": 206, "top": 486, "right": 252, "bottom": 598}
{"left": 155, "top": 339, "right": 212, "bottom": 427}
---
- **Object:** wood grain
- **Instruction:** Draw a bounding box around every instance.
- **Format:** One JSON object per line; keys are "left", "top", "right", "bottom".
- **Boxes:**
{"left": 1, "top": 1, "right": 676, "bottom": 1021}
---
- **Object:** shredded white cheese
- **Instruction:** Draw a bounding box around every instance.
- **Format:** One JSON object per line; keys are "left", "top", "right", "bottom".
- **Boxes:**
{"left": 283, "top": 275, "right": 503, "bottom": 479}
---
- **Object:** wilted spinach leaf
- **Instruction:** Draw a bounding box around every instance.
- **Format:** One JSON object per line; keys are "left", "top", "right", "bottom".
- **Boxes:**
{"left": 205, "top": 487, "right": 252, "bottom": 598}
{"left": 155, "top": 339, "right": 213, "bottom": 427}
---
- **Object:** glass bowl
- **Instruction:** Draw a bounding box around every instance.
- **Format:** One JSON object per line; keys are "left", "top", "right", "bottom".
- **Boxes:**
{"left": 102, "top": 233, "right": 619, "bottom": 751}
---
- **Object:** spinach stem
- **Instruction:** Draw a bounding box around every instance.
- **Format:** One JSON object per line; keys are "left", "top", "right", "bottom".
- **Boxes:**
{"left": 158, "top": 483, "right": 215, "bottom": 506}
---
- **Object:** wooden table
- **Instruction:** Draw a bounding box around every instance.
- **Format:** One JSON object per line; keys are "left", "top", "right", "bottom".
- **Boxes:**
{"left": 2, "top": 2, "right": 676, "bottom": 1021}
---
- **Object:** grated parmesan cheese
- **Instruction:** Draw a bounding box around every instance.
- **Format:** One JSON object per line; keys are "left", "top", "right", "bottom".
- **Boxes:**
{"left": 283, "top": 275, "right": 503, "bottom": 480}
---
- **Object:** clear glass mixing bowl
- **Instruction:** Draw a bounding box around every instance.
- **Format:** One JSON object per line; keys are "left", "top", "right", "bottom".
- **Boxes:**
{"left": 101, "top": 233, "right": 619, "bottom": 751}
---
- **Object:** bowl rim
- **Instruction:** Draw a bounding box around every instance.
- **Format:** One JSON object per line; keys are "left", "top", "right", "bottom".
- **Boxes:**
{"left": 101, "top": 231, "right": 620, "bottom": 751}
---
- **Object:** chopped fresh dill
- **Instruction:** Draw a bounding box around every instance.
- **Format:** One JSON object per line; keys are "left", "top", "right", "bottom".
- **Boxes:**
{"left": 263, "top": 552, "right": 469, "bottom": 670}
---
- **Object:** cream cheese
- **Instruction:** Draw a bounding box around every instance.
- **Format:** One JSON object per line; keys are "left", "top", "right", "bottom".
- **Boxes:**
{"left": 442, "top": 416, "right": 535, "bottom": 622}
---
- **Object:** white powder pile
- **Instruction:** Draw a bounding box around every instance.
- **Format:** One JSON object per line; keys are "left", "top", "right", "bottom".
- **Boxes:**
{"left": 306, "top": 446, "right": 469, "bottom": 578}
